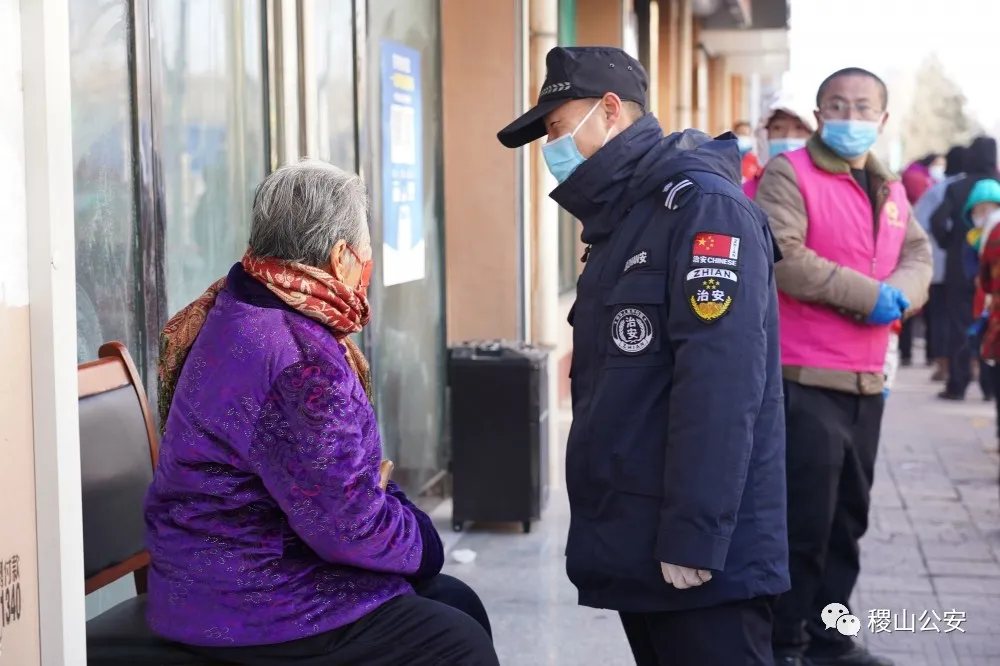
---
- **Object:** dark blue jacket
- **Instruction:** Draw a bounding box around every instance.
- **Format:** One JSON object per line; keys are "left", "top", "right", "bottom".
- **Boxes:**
{"left": 556, "top": 114, "right": 789, "bottom": 612}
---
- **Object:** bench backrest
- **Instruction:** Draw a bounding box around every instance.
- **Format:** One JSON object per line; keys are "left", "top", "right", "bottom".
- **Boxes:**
{"left": 79, "top": 342, "right": 158, "bottom": 595}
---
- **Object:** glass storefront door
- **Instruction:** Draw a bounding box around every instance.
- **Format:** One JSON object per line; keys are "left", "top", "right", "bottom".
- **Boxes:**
{"left": 365, "top": 0, "right": 446, "bottom": 495}
{"left": 69, "top": 0, "right": 269, "bottom": 620}
{"left": 151, "top": 0, "right": 268, "bottom": 314}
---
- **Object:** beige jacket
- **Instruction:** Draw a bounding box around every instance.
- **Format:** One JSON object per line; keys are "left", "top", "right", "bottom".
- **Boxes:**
{"left": 755, "top": 136, "right": 933, "bottom": 395}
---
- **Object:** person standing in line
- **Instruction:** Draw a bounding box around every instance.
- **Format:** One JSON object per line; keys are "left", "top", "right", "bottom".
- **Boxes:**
{"left": 931, "top": 136, "right": 999, "bottom": 401}
{"left": 743, "top": 97, "right": 815, "bottom": 199}
{"left": 498, "top": 45, "right": 788, "bottom": 666}
{"left": 898, "top": 153, "right": 943, "bottom": 365}
{"left": 967, "top": 180, "right": 1000, "bottom": 469}
{"left": 914, "top": 145, "right": 966, "bottom": 380}
{"left": 735, "top": 119, "right": 764, "bottom": 183}
{"left": 755, "top": 67, "right": 932, "bottom": 666}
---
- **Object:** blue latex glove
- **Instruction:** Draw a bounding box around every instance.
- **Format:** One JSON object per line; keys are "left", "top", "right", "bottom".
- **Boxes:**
{"left": 867, "top": 283, "right": 908, "bottom": 325}
{"left": 882, "top": 388, "right": 889, "bottom": 399}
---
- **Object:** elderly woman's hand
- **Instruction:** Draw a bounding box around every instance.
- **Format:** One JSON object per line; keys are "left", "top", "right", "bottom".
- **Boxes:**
{"left": 379, "top": 460, "right": 394, "bottom": 490}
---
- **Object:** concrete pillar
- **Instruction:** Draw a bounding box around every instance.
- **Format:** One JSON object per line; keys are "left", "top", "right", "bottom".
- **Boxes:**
{"left": 577, "top": 0, "right": 623, "bottom": 46}
{"left": 527, "top": 0, "right": 561, "bottom": 493}
{"left": 695, "top": 45, "right": 709, "bottom": 131}
{"left": 647, "top": 0, "right": 660, "bottom": 118}
{"left": 662, "top": 0, "right": 678, "bottom": 129}
{"left": 731, "top": 73, "right": 746, "bottom": 126}
{"left": 707, "top": 54, "right": 730, "bottom": 136}
{"left": 675, "top": 0, "right": 692, "bottom": 129}
{"left": 440, "top": 0, "right": 522, "bottom": 342}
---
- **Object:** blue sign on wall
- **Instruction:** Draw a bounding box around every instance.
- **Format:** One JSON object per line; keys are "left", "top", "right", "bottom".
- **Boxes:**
{"left": 380, "top": 40, "right": 425, "bottom": 287}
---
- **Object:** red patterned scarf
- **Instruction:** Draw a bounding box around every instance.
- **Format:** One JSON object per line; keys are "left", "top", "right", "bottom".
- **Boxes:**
{"left": 157, "top": 251, "right": 372, "bottom": 432}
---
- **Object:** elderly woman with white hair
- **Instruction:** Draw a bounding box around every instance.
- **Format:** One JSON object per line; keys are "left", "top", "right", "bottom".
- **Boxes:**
{"left": 144, "top": 159, "right": 498, "bottom": 665}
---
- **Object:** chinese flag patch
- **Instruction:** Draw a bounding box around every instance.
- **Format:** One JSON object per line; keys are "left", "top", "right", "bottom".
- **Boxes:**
{"left": 692, "top": 233, "right": 740, "bottom": 260}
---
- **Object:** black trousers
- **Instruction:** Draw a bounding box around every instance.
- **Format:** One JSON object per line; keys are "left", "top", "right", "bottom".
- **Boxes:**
{"left": 191, "top": 574, "right": 499, "bottom": 666}
{"left": 620, "top": 597, "right": 775, "bottom": 666}
{"left": 925, "top": 283, "right": 947, "bottom": 360}
{"left": 772, "top": 382, "right": 883, "bottom": 658}
{"left": 944, "top": 286, "right": 977, "bottom": 397}
{"left": 898, "top": 316, "right": 915, "bottom": 363}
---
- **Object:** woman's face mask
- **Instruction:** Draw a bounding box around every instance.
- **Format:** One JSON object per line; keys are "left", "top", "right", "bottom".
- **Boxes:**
{"left": 542, "top": 101, "right": 611, "bottom": 184}
{"left": 767, "top": 137, "right": 807, "bottom": 160}
{"left": 345, "top": 244, "right": 373, "bottom": 297}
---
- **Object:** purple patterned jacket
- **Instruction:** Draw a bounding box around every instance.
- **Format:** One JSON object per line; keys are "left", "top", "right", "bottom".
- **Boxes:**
{"left": 144, "top": 264, "right": 443, "bottom": 647}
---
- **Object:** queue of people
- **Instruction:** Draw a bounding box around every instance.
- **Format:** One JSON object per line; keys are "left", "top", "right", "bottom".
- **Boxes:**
{"left": 142, "top": 45, "right": 945, "bottom": 666}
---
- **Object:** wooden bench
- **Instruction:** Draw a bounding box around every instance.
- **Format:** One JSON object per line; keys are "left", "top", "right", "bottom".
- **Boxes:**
{"left": 80, "top": 342, "right": 224, "bottom": 665}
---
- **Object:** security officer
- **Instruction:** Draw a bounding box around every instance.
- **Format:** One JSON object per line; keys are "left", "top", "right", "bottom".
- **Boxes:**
{"left": 497, "top": 46, "right": 789, "bottom": 665}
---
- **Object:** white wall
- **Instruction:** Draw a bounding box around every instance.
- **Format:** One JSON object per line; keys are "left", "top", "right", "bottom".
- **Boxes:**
{"left": 0, "top": 0, "right": 42, "bottom": 663}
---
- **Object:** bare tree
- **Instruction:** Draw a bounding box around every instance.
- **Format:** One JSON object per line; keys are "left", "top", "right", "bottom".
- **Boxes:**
{"left": 901, "top": 54, "right": 982, "bottom": 164}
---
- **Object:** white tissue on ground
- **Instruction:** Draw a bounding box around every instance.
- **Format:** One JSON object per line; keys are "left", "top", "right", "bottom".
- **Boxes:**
{"left": 450, "top": 549, "right": 477, "bottom": 564}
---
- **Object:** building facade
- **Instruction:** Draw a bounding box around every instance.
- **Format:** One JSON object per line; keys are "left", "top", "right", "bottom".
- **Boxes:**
{"left": 3, "top": 0, "right": 788, "bottom": 662}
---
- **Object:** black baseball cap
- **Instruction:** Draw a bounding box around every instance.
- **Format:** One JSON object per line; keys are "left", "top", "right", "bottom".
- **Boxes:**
{"left": 497, "top": 46, "right": 649, "bottom": 149}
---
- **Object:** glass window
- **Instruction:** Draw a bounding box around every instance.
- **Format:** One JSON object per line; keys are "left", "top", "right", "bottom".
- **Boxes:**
{"left": 152, "top": 0, "right": 268, "bottom": 314}
{"left": 313, "top": 0, "right": 357, "bottom": 171}
{"left": 69, "top": 0, "right": 139, "bottom": 363}
{"left": 366, "top": 0, "right": 445, "bottom": 495}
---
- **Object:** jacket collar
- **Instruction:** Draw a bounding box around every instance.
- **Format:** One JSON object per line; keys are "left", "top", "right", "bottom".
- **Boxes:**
{"left": 806, "top": 133, "right": 897, "bottom": 183}
{"left": 549, "top": 114, "right": 664, "bottom": 244}
{"left": 225, "top": 262, "right": 298, "bottom": 315}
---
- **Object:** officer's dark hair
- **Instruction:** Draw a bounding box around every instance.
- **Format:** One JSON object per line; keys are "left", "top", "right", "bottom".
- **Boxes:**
{"left": 815, "top": 67, "right": 888, "bottom": 110}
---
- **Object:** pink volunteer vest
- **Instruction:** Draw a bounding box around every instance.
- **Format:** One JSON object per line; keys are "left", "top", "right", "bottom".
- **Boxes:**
{"left": 779, "top": 148, "right": 910, "bottom": 374}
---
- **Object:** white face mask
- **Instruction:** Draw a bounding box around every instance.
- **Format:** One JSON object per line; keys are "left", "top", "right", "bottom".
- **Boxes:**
{"left": 973, "top": 208, "right": 1000, "bottom": 229}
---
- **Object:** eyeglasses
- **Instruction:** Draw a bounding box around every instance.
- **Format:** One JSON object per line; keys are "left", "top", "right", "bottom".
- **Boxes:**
{"left": 818, "top": 100, "right": 884, "bottom": 121}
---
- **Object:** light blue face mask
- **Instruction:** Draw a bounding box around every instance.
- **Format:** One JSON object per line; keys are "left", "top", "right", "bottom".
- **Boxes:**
{"left": 737, "top": 136, "right": 755, "bottom": 155}
{"left": 820, "top": 119, "right": 880, "bottom": 159}
{"left": 768, "top": 137, "right": 807, "bottom": 160}
{"left": 542, "top": 102, "right": 609, "bottom": 184}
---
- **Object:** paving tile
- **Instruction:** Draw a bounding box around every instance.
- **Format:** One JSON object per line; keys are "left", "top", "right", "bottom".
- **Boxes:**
{"left": 439, "top": 365, "right": 1000, "bottom": 664}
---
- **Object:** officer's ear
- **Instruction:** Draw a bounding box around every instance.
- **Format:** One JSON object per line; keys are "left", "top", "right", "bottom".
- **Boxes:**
{"left": 601, "top": 93, "right": 624, "bottom": 125}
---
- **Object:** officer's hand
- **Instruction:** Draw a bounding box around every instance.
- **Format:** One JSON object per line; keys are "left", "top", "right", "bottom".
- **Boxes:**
{"left": 660, "top": 562, "right": 712, "bottom": 589}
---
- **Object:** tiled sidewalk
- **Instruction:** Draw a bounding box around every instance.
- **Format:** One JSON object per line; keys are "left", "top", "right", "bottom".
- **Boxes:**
{"left": 438, "top": 365, "right": 1000, "bottom": 665}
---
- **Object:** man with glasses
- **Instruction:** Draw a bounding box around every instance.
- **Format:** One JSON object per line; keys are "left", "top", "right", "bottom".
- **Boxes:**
{"left": 755, "top": 67, "right": 932, "bottom": 666}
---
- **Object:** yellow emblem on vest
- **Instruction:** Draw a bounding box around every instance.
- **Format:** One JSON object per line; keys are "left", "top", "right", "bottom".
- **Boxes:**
{"left": 885, "top": 201, "right": 904, "bottom": 228}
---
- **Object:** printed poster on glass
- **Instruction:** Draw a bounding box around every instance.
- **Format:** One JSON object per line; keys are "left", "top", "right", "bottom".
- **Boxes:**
{"left": 380, "top": 40, "right": 425, "bottom": 287}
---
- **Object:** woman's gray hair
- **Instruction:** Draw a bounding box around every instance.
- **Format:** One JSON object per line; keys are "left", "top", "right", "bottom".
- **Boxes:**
{"left": 249, "top": 158, "right": 370, "bottom": 267}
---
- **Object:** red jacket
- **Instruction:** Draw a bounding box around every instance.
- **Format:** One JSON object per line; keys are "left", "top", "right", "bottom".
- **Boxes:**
{"left": 741, "top": 152, "right": 762, "bottom": 183}
{"left": 901, "top": 163, "right": 933, "bottom": 205}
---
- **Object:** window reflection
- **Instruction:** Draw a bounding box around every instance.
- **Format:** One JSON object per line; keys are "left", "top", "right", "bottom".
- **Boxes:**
{"left": 366, "top": 0, "right": 445, "bottom": 494}
{"left": 69, "top": 0, "right": 139, "bottom": 363}
{"left": 313, "top": 0, "right": 357, "bottom": 171}
{"left": 152, "top": 0, "right": 267, "bottom": 314}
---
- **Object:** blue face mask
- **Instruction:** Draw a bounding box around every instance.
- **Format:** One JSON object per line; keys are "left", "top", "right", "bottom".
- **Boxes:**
{"left": 737, "top": 136, "right": 755, "bottom": 155}
{"left": 820, "top": 120, "right": 880, "bottom": 159}
{"left": 768, "top": 137, "right": 807, "bottom": 160}
{"left": 542, "top": 102, "right": 608, "bottom": 184}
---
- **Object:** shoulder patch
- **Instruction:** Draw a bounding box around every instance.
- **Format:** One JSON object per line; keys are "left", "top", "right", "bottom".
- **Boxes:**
{"left": 663, "top": 179, "right": 695, "bottom": 210}
{"left": 690, "top": 232, "right": 740, "bottom": 268}
{"left": 623, "top": 249, "right": 650, "bottom": 274}
{"left": 684, "top": 266, "right": 738, "bottom": 324}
